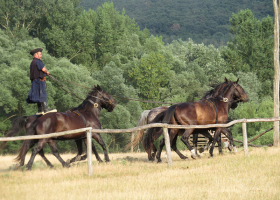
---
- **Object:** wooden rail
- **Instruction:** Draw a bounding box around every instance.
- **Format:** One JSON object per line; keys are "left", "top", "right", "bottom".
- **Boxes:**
{"left": 1, "top": 117, "right": 280, "bottom": 174}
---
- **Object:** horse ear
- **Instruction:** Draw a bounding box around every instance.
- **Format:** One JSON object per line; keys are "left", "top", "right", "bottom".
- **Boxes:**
{"left": 224, "top": 77, "right": 228, "bottom": 82}
{"left": 236, "top": 78, "right": 239, "bottom": 84}
{"left": 96, "top": 85, "right": 101, "bottom": 90}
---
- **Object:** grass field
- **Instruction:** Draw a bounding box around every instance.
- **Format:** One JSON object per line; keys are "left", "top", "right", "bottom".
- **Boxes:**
{"left": 0, "top": 147, "right": 280, "bottom": 200}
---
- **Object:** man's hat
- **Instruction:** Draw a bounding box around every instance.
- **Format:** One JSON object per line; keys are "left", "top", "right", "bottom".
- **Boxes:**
{"left": 30, "top": 48, "right": 43, "bottom": 56}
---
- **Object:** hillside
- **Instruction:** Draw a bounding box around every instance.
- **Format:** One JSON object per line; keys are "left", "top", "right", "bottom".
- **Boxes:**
{"left": 79, "top": 0, "right": 273, "bottom": 46}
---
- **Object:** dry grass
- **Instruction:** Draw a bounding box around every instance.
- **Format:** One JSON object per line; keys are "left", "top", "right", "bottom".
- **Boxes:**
{"left": 0, "top": 147, "right": 280, "bottom": 200}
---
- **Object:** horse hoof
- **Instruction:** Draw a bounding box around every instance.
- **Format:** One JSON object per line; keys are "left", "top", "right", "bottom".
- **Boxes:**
{"left": 157, "top": 159, "right": 162, "bottom": 163}
{"left": 191, "top": 155, "right": 197, "bottom": 159}
{"left": 148, "top": 157, "right": 155, "bottom": 161}
{"left": 14, "top": 163, "right": 21, "bottom": 170}
{"left": 198, "top": 148, "right": 205, "bottom": 153}
{"left": 75, "top": 155, "right": 82, "bottom": 162}
{"left": 151, "top": 153, "right": 156, "bottom": 159}
{"left": 64, "top": 164, "right": 71, "bottom": 168}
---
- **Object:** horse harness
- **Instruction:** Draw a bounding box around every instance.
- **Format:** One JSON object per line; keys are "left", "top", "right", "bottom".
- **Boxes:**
{"left": 68, "top": 100, "right": 100, "bottom": 128}
{"left": 71, "top": 110, "right": 87, "bottom": 127}
{"left": 205, "top": 99, "right": 218, "bottom": 124}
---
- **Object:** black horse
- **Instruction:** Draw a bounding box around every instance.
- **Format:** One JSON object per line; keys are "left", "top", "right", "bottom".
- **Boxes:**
{"left": 15, "top": 85, "right": 117, "bottom": 170}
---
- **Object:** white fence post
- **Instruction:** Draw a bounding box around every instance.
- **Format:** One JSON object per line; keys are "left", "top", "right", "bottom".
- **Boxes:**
{"left": 163, "top": 126, "right": 172, "bottom": 167}
{"left": 86, "top": 129, "right": 93, "bottom": 176}
{"left": 242, "top": 119, "right": 249, "bottom": 156}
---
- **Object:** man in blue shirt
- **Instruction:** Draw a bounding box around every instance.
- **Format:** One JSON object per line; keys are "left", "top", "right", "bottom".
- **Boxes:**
{"left": 26, "top": 48, "right": 57, "bottom": 115}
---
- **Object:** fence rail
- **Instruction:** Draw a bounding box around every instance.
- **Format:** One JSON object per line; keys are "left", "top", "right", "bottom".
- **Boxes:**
{"left": 1, "top": 116, "right": 280, "bottom": 175}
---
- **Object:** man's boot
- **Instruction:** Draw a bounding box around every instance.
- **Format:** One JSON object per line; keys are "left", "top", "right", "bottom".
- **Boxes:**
{"left": 43, "top": 102, "right": 57, "bottom": 114}
{"left": 36, "top": 102, "right": 44, "bottom": 115}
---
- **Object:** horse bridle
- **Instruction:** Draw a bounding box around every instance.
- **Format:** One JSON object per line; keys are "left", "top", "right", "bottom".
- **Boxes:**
{"left": 222, "top": 83, "right": 244, "bottom": 103}
{"left": 87, "top": 90, "right": 115, "bottom": 108}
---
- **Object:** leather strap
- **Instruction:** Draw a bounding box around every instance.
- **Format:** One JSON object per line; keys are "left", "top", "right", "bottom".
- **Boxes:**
{"left": 206, "top": 99, "right": 218, "bottom": 124}
{"left": 72, "top": 110, "right": 87, "bottom": 127}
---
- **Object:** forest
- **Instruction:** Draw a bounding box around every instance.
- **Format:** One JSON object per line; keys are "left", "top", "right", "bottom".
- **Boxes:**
{"left": 0, "top": 0, "right": 276, "bottom": 154}
{"left": 80, "top": 0, "right": 274, "bottom": 46}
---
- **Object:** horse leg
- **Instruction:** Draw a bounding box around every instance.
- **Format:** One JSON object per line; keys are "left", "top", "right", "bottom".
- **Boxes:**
{"left": 171, "top": 134, "right": 188, "bottom": 160}
{"left": 147, "top": 141, "right": 155, "bottom": 161}
{"left": 92, "top": 133, "right": 110, "bottom": 162}
{"left": 222, "top": 128, "right": 237, "bottom": 152}
{"left": 48, "top": 139, "right": 69, "bottom": 168}
{"left": 38, "top": 149, "right": 54, "bottom": 168}
{"left": 217, "top": 134, "right": 223, "bottom": 155}
{"left": 156, "top": 137, "right": 165, "bottom": 163}
{"left": 180, "top": 129, "right": 196, "bottom": 159}
{"left": 16, "top": 139, "right": 54, "bottom": 169}
{"left": 156, "top": 129, "right": 178, "bottom": 163}
{"left": 147, "top": 127, "right": 162, "bottom": 161}
{"left": 151, "top": 144, "right": 157, "bottom": 160}
{"left": 67, "top": 139, "right": 83, "bottom": 164}
{"left": 26, "top": 139, "right": 48, "bottom": 170}
{"left": 209, "top": 128, "right": 222, "bottom": 157}
{"left": 84, "top": 138, "right": 103, "bottom": 162}
{"left": 192, "top": 133, "right": 201, "bottom": 158}
{"left": 200, "top": 130, "right": 214, "bottom": 153}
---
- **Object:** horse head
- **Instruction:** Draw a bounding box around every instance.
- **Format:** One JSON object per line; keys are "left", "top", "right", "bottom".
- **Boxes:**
{"left": 232, "top": 79, "right": 249, "bottom": 103}
{"left": 94, "top": 85, "right": 117, "bottom": 112}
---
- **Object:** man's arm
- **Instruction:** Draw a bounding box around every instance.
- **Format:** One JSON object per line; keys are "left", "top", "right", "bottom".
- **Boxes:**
{"left": 42, "top": 67, "right": 49, "bottom": 75}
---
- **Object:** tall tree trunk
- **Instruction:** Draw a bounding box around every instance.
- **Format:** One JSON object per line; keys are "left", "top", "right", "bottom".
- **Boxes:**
{"left": 273, "top": 0, "right": 279, "bottom": 147}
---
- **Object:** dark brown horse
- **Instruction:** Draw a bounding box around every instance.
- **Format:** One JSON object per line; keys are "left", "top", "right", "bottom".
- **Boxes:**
{"left": 16, "top": 85, "right": 117, "bottom": 170}
{"left": 128, "top": 79, "right": 239, "bottom": 161}
{"left": 0, "top": 115, "right": 101, "bottom": 168}
{"left": 149, "top": 79, "right": 248, "bottom": 162}
{"left": 126, "top": 106, "right": 233, "bottom": 159}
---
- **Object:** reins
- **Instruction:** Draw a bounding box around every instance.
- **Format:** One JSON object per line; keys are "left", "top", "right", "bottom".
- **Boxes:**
{"left": 48, "top": 75, "right": 117, "bottom": 106}
{"left": 48, "top": 75, "right": 180, "bottom": 105}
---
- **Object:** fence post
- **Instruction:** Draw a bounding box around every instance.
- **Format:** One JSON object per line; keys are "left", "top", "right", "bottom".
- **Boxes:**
{"left": 242, "top": 119, "right": 249, "bottom": 156}
{"left": 163, "top": 126, "right": 172, "bottom": 167}
{"left": 86, "top": 129, "right": 93, "bottom": 176}
{"left": 131, "top": 133, "right": 134, "bottom": 153}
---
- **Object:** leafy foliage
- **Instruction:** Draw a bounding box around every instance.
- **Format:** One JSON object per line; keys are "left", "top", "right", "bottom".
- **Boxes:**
{"left": 221, "top": 9, "right": 274, "bottom": 98}
{"left": 0, "top": 2, "right": 278, "bottom": 155}
{"left": 79, "top": 0, "right": 273, "bottom": 46}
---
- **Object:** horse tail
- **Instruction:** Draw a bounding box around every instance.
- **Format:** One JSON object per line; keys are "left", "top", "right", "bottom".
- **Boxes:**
{"left": 0, "top": 116, "right": 28, "bottom": 150}
{"left": 15, "top": 119, "right": 38, "bottom": 162}
{"left": 124, "top": 110, "right": 150, "bottom": 151}
{"left": 162, "top": 104, "right": 177, "bottom": 124}
{"left": 143, "top": 111, "right": 167, "bottom": 152}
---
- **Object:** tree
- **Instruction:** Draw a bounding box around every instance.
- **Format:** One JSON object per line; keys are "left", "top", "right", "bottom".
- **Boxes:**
{"left": 128, "top": 52, "right": 170, "bottom": 109}
{"left": 222, "top": 9, "right": 274, "bottom": 98}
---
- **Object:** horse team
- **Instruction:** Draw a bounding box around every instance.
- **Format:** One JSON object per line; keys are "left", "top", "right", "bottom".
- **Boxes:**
{"left": 0, "top": 78, "right": 249, "bottom": 170}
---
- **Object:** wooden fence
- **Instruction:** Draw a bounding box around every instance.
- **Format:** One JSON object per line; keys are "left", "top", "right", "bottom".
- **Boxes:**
{"left": 0, "top": 117, "right": 280, "bottom": 176}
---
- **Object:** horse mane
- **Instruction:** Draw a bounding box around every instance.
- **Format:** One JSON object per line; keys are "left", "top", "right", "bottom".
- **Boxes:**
{"left": 200, "top": 82, "right": 229, "bottom": 101}
{"left": 69, "top": 86, "right": 99, "bottom": 112}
